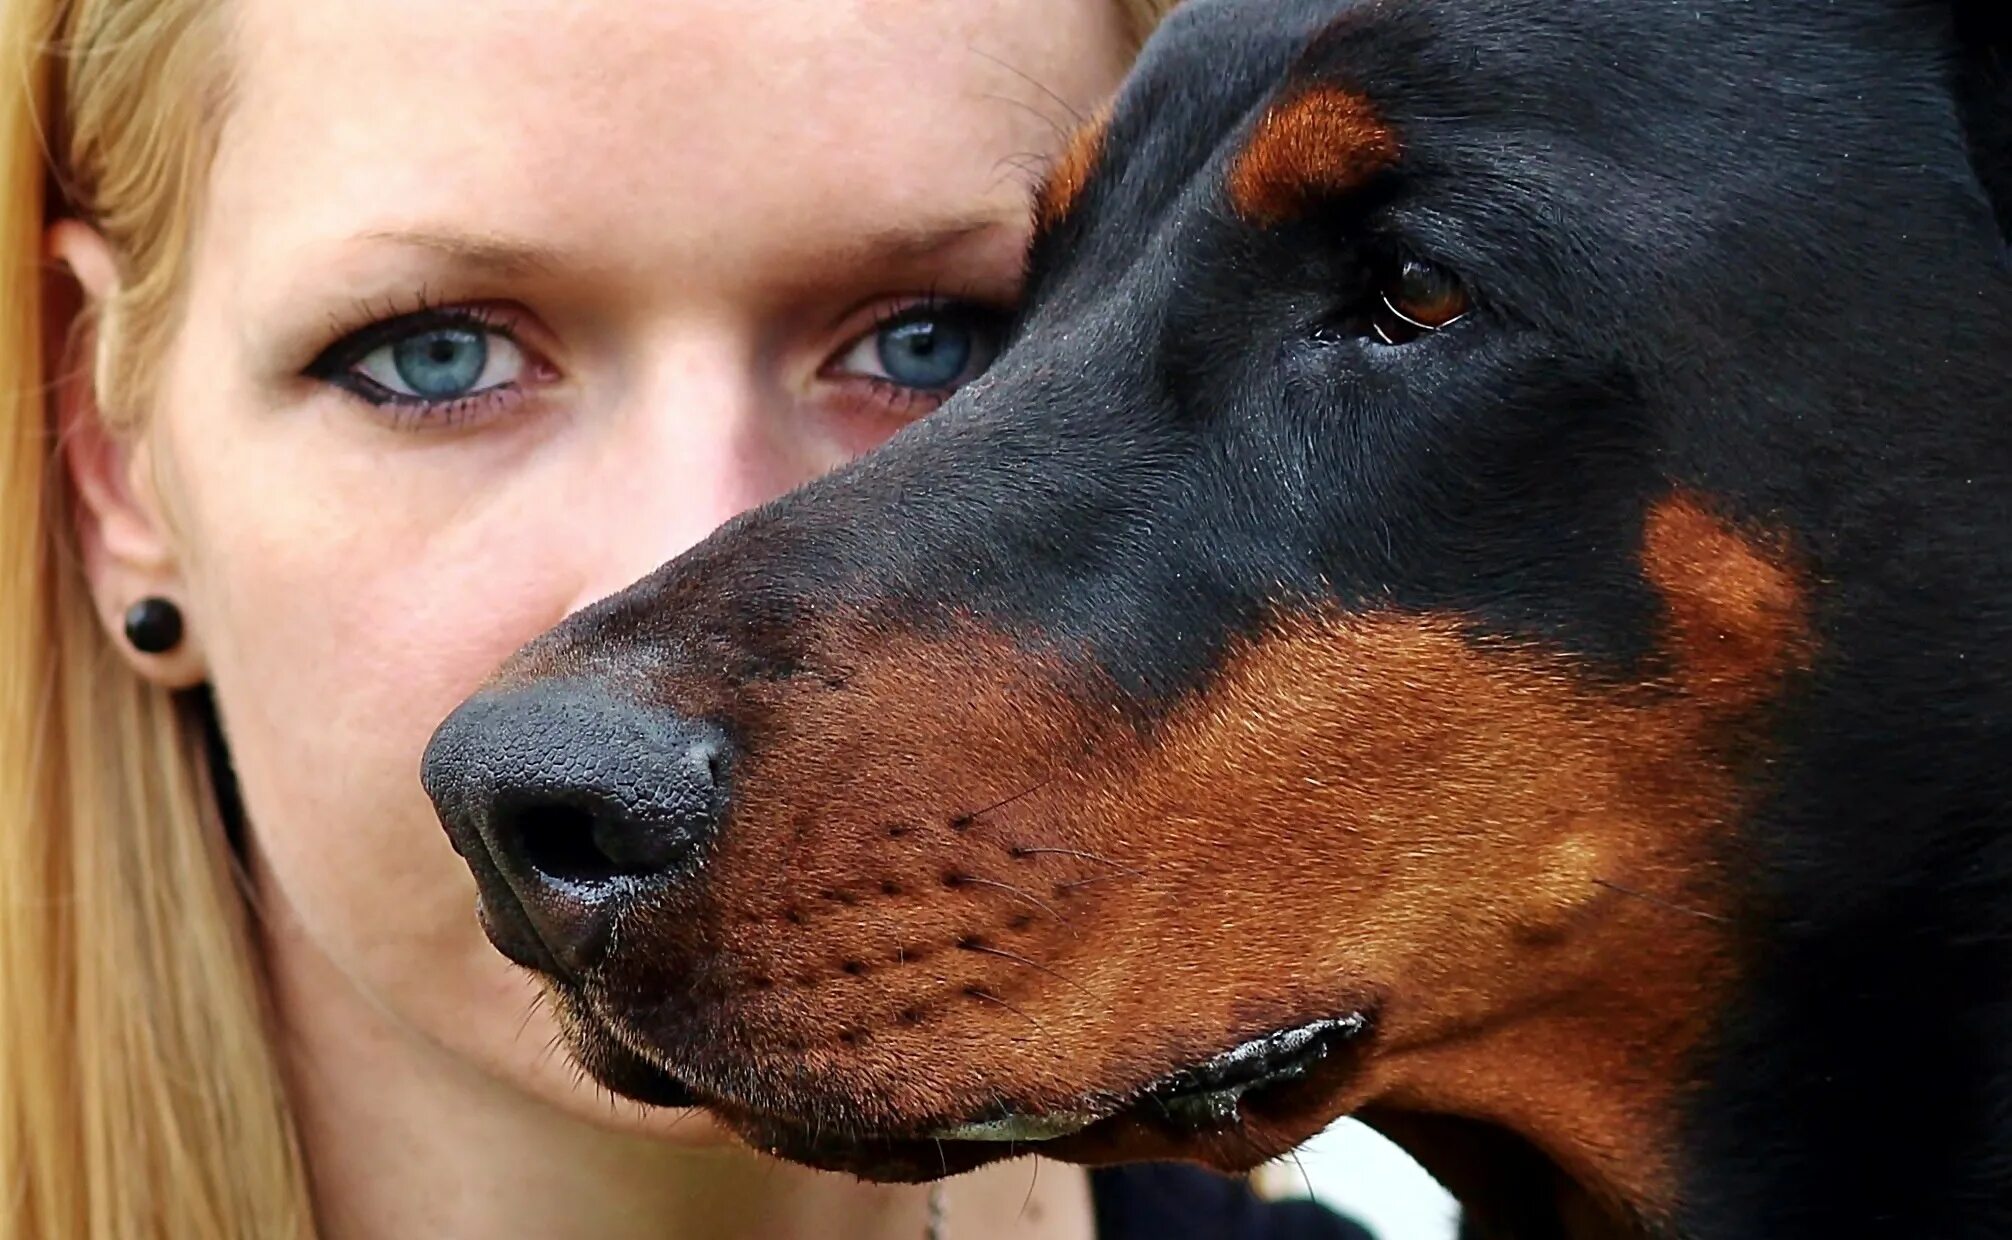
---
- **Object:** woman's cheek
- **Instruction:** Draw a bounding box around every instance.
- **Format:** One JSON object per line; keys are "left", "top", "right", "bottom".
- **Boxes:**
{"left": 184, "top": 446, "right": 729, "bottom": 1137}
{"left": 187, "top": 457, "right": 586, "bottom": 979}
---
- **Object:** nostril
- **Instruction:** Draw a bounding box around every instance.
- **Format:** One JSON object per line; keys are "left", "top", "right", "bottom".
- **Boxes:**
{"left": 504, "top": 800, "right": 633, "bottom": 886}
{"left": 425, "top": 683, "right": 731, "bottom": 974}
{"left": 498, "top": 786, "right": 712, "bottom": 888}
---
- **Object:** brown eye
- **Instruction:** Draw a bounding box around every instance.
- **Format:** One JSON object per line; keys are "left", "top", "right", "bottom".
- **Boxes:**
{"left": 1370, "top": 258, "right": 1470, "bottom": 345}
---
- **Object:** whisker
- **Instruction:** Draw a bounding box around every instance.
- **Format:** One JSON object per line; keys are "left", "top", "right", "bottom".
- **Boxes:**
{"left": 513, "top": 990, "right": 547, "bottom": 1045}
{"left": 535, "top": 1027, "right": 569, "bottom": 1071}
{"left": 953, "top": 774, "right": 1058, "bottom": 829}
{"left": 976, "top": 90, "right": 1075, "bottom": 147}
{"left": 1591, "top": 877, "right": 1727, "bottom": 923}
{"left": 987, "top": 155, "right": 1054, "bottom": 199}
{"left": 1020, "top": 1156, "right": 1042, "bottom": 1220}
{"left": 1053, "top": 871, "right": 1138, "bottom": 892}
{"left": 962, "top": 876, "right": 1074, "bottom": 930}
{"left": 662, "top": 1106, "right": 699, "bottom": 1135}
{"left": 1011, "top": 846, "right": 1147, "bottom": 878}
{"left": 970, "top": 48, "right": 1088, "bottom": 126}
{"left": 1287, "top": 1149, "right": 1316, "bottom": 1203}
{"left": 993, "top": 151, "right": 1052, "bottom": 178}
{"left": 965, "top": 942, "right": 1096, "bottom": 999}
{"left": 1221, "top": 1120, "right": 1291, "bottom": 1182}
{"left": 966, "top": 987, "right": 1046, "bottom": 1033}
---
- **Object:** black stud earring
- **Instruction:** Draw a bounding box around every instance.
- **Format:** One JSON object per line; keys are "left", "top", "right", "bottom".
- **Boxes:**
{"left": 123, "top": 597, "right": 185, "bottom": 655}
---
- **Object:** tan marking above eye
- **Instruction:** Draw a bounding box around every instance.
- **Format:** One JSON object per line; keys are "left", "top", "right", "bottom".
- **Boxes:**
{"left": 1037, "top": 105, "right": 1113, "bottom": 230}
{"left": 1229, "top": 84, "right": 1400, "bottom": 226}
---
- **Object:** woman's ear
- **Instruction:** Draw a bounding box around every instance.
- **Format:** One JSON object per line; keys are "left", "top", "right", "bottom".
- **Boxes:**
{"left": 46, "top": 219, "right": 207, "bottom": 688}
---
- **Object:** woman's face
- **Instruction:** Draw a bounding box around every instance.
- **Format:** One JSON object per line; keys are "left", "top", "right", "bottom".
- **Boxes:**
{"left": 94, "top": 0, "right": 1128, "bottom": 1137}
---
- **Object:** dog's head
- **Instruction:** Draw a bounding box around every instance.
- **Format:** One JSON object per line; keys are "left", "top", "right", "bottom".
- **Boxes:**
{"left": 425, "top": 0, "right": 2010, "bottom": 1230}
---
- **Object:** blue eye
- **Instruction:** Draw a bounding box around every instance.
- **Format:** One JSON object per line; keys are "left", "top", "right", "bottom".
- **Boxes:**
{"left": 836, "top": 305, "right": 1002, "bottom": 393}
{"left": 878, "top": 317, "right": 971, "bottom": 389}
{"left": 309, "top": 309, "right": 529, "bottom": 409}
{"left": 386, "top": 328, "right": 489, "bottom": 399}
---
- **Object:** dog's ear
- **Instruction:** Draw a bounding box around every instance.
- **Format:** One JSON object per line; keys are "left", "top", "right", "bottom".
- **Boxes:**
{"left": 1943, "top": 0, "right": 2010, "bottom": 238}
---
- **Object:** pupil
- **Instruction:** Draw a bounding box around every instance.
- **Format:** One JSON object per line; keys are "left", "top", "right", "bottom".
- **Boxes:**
{"left": 393, "top": 328, "right": 487, "bottom": 398}
{"left": 878, "top": 317, "right": 971, "bottom": 390}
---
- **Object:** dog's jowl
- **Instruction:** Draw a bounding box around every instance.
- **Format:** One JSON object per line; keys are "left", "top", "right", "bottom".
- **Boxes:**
{"left": 423, "top": 1, "right": 2012, "bottom": 1236}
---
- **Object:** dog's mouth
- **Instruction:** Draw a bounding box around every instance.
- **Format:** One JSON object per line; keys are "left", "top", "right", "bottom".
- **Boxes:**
{"left": 923, "top": 1014, "right": 1369, "bottom": 1143}
{"left": 566, "top": 998, "right": 1373, "bottom": 1180}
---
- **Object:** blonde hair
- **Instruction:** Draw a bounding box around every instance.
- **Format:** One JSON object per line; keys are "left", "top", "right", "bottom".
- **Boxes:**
{"left": 3, "top": 0, "right": 313, "bottom": 1234}
{"left": 0, "top": 0, "right": 1184, "bottom": 1235}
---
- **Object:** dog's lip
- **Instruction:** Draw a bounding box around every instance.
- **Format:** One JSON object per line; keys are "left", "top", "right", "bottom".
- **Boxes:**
{"left": 562, "top": 991, "right": 1371, "bottom": 1170}
{"left": 929, "top": 1111, "right": 1101, "bottom": 1143}
{"left": 927, "top": 1012, "right": 1371, "bottom": 1143}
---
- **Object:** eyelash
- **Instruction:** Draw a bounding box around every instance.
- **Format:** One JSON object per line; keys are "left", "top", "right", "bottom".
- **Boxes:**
{"left": 304, "top": 297, "right": 534, "bottom": 430}
{"left": 829, "top": 296, "right": 1010, "bottom": 420}
{"left": 303, "top": 291, "right": 1012, "bottom": 430}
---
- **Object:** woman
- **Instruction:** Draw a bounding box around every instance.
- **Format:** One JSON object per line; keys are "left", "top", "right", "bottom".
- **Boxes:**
{"left": 1, "top": 0, "right": 1374, "bottom": 1235}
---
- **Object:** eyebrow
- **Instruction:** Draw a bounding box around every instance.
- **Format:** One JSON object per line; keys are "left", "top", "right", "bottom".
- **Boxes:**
{"left": 354, "top": 215, "right": 1018, "bottom": 279}
{"left": 355, "top": 228, "right": 571, "bottom": 276}
{"left": 789, "top": 214, "right": 1025, "bottom": 275}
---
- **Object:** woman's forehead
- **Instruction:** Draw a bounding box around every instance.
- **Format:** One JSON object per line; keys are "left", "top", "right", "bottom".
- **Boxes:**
{"left": 208, "top": 0, "right": 1128, "bottom": 290}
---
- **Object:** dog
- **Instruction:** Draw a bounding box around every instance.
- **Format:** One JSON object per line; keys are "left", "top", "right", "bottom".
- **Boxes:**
{"left": 422, "top": 1, "right": 2012, "bottom": 1235}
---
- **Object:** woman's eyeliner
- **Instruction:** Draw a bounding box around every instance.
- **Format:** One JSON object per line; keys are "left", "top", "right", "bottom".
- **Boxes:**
{"left": 304, "top": 297, "right": 1009, "bottom": 428}
{"left": 305, "top": 304, "right": 534, "bottom": 424}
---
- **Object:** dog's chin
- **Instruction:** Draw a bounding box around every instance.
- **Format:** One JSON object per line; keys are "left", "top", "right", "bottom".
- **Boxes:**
{"left": 559, "top": 1013, "right": 704, "bottom": 1111}
{"left": 557, "top": 997, "right": 1376, "bottom": 1182}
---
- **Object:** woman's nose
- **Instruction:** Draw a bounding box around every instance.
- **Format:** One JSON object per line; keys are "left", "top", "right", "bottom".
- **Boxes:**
{"left": 421, "top": 679, "right": 730, "bottom": 978}
{"left": 557, "top": 377, "right": 821, "bottom": 620}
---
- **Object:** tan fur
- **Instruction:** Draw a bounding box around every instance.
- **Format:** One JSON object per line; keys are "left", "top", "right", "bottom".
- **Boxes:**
{"left": 1228, "top": 85, "right": 1400, "bottom": 225}
{"left": 1038, "top": 106, "right": 1113, "bottom": 230}
{"left": 577, "top": 493, "right": 1805, "bottom": 1225}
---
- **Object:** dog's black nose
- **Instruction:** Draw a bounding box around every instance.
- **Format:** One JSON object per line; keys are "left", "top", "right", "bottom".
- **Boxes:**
{"left": 422, "top": 681, "right": 728, "bottom": 976}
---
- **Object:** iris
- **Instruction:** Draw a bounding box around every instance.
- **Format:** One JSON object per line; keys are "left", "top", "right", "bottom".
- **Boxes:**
{"left": 875, "top": 316, "right": 975, "bottom": 390}
{"left": 391, "top": 327, "right": 489, "bottom": 400}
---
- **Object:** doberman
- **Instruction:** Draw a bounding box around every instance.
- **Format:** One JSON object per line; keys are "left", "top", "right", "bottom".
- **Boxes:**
{"left": 423, "top": 1, "right": 2012, "bottom": 1235}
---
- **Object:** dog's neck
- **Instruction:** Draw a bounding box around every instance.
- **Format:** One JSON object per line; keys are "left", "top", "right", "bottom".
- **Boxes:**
{"left": 1365, "top": 1111, "right": 1656, "bottom": 1240}
{"left": 1364, "top": 802, "right": 2012, "bottom": 1240}
{"left": 1357, "top": 1016, "right": 1689, "bottom": 1240}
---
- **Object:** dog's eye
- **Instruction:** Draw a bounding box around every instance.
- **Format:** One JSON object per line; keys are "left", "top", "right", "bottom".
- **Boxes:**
{"left": 1315, "top": 256, "right": 1471, "bottom": 349}
{"left": 1369, "top": 258, "right": 1470, "bottom": 346}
